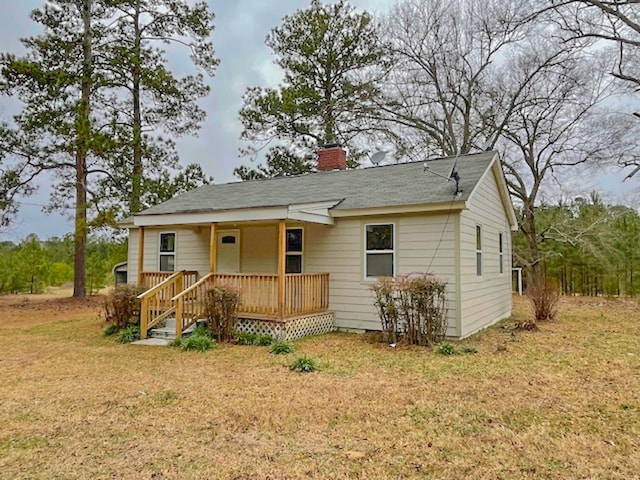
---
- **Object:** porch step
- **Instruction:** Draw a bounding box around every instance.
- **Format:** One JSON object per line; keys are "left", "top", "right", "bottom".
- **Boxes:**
{"left": 148, "top": 317, "right": 203, "bottom": 340}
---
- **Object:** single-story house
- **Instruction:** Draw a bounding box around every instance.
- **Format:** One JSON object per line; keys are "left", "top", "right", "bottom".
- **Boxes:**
{"left": 120, "top": 147, "right": 518, "bottom": 341}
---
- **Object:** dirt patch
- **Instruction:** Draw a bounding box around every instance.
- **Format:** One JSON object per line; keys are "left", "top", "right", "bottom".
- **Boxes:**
{"left": 0, "top": 293, "right": 103, "bottom": 328}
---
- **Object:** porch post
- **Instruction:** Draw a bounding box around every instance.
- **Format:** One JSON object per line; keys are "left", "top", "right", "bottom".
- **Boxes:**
{"left": 209, "top": 223, "right": 217, "bottom": 273}
{"left": 137, "top": 226, "right": 145, "bottom": 286}
{"left": 278, "top": 219, "right": 286, "bottom": 319}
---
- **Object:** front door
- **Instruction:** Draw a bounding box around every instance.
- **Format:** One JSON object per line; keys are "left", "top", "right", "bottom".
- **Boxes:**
{"left": 216, "top": 230, "right": 240, "bottom": 273}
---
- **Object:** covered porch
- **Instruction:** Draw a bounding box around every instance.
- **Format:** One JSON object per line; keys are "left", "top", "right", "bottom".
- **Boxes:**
{"left": 134, "top": 216, "right": 333, "bottom": 339}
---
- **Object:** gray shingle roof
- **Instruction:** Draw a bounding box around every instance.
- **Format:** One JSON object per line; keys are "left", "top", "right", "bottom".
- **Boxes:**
{"left": 138, "top": 152, "right": 497, "bottom": 216}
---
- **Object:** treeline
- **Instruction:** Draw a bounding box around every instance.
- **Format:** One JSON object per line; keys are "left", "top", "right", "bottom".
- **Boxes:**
{"left": 513, "top": 195, "right": 640, "bottom": 297}
{"left": 0, "top": 235, "right": 126, "bottom": 295}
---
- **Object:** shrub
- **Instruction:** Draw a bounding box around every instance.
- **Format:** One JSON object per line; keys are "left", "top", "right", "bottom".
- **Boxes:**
{"left": 270, "top": 341, "right": 294, "bottom": 355}
{"left": 180, "top": 333, "right": 214, "bottom": 352}
{"left": 192, "top": 324, "right": 211, "bottom": 338}
{"left": 289, "top": 355, "right": 317, "bottom": 373}
{"left": 236, "top": 331, "right": 258, "bottom": 345}
{"left": 103, "top": 323, "right": 117, "bottom": 336}
{"left": 372, "top": 273, "right": 448, "bottom": 346}
{"left": 204, "top": 284, "right": 241, "bottom": 342}
{"left": 103, "top": 285, "right": 144, "bottom": 330}
{"left": 435, "top": 342, "right": 456, "bottom": 355}
{"left": 527, "top": 279, "right": 560, "bottom": 322}
{"left": 254, "top": 334, "right": 274, "bottom": 346}
{"left": 117, "top": 325, "right": 140, "bottom": 344}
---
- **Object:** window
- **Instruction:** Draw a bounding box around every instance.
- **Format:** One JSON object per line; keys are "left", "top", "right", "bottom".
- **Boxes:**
{"left": 159, "top": 232, "right": 176, "bottom": 271}
{"left": 285, "top": 228, "right": 303, "bottom": 274}
{"left": 499, "top": 232, "right": 504, "bottom": 275}
{"left": 365, "top": 223, "right": 394, "bottom": 278}
{"left": 476, "top": 225, "right": 482, "bottom": 276}
{"left": 221, "top": 235, "right": 236, "bottom": 244}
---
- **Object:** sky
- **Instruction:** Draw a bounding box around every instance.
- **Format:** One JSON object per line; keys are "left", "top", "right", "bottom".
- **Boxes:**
{"left": 0, "top": 0, "right": 636, "bottom": 241}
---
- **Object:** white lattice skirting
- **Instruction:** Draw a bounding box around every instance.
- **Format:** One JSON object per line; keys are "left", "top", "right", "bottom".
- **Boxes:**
{"left": 236, "top": 312, "right": 335, "bottom": 341}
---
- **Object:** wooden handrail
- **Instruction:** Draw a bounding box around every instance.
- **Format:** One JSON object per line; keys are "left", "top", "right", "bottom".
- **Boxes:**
{"left": 138, "top": 271, "right": 183, "bottom": 300}
{"left": 171, "top": 273, "right": 215, "bottom": 301}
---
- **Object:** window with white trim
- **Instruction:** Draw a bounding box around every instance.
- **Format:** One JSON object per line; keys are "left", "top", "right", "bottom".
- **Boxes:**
{"left": 476, "top": 225, "right": 482, "bottom": 276}
{"left": 499, "top": 232, "right": 504, "bottom": 275}
{"left": 285, "top": 228, "right": 303, "bottom": 274}
{"left": 365, "top": 223, "right": 394, "bottom": 278}
{"left": 159, "top": 232, "right": 176, "bottom": 271}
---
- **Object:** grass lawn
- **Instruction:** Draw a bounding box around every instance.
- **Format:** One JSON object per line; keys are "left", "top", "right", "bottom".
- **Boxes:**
{"left": 1, "top": 295, "right": 639, "bottom": 479}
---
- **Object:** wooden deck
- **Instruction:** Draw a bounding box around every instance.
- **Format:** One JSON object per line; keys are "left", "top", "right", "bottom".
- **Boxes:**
{"left": 138, "top": 271, "right": 330, "bottom": 338}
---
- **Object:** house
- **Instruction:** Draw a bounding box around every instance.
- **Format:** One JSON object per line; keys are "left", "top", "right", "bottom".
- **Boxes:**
{"left": 120, "top": 147, "right": 518, "bottom": 341}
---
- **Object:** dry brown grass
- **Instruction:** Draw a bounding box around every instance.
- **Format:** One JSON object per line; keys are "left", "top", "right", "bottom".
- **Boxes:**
{"left": 1, "top": 295, "right": 639, "bottom": 479}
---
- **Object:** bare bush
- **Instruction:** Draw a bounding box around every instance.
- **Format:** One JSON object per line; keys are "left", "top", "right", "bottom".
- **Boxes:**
{"left": 373, "top": 273, "right": 448, "bottom": 346}
{"left": 527, "top": 279, "right": 560, "bottom": 322}
{"left": 103, "top": 285, "right": 144, "bottom": 329}
{"left": 204, "top": 284, "right": 241, "bottom": 342}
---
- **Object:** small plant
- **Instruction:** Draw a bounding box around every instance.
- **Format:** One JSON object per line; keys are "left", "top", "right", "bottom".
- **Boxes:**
{"left": 254, "top": 334, "right": 274, "bottom": 346}
{"left": 289, "top": 355, "right": 317, "bottom": 372}
{"left": 527, "top": 279, "right": 560, "bottom": 322}
{"left": 236, "top": 331, "right": 258, "bottom": 345}
{"left": 102, "top": 323, "right": 117, "bottom": 336}
{"left": 460, "top": 346, "right": 478, "bottom": 354}
{"left": 435, "top": 342, "right": 456, "bottom": 356}
{"left": 180, "top": 333, "right": 214, "bottom": 352}
{"left": 270, "top": 341, "right": 294, "bottom": 355}
{"left": 168, "top": 338, "right": 182, "bottom": 348}
{"left": 117, "top": 325, "right": 140, "bottom": 344}
{"left": 192, "top": 324, "right": 211, "bottom": 338}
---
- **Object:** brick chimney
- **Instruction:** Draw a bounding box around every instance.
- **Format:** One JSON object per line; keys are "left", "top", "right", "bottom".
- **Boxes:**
{"left": 317, "top": 144, "right": 347, "bottom": 171}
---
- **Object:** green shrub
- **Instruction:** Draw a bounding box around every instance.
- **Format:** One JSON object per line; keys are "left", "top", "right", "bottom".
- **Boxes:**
{"left": 435, "top": 342, "right": 456, "bottom": 356}
{"left": 180, "top": 333, "right": 214, "bottom": 352}
{"left": 255, "top": 334, "right": 274, "bottom": 346}
{"left": 204, "top": 284, "right": 241, "bottom": 342}
{"left": 103, "top": 285, "right": 144, "bottom": 330}
{"left": 168, "top": 338, "right": 183, "bottom": 348}
{"left": 270, "top": 341, "right": 294, "bottom": 355}
{"left": 192, "top": 324, "right": 211, "bottom": 338}
{"left": 103, "top": 323, "right": 118, "bottom": 336}
{"left": 236, "top": 331, "right": 258, "bottom": 345}
{"left": 289, "top": 355, "right": 317, "bottom": 372}
{"left": 117, "top": 325, "right": 140, "bottom": 344}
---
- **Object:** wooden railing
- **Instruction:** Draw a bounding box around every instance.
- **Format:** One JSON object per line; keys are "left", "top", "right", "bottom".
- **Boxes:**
{"left": 140, "top": 271, "right": 198, "bottom": 290}
{"left": 161, "top": 272, "right": 330, "bottom": 338}
{"left": 284, "top": 273, "right": 329, "bottom": 316}
{"left": 138, "top": 270, "right": 198, "bottom": 339}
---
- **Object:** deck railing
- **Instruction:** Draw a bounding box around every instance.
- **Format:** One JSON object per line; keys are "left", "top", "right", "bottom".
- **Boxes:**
{"left": 140, "top": 271, "right": 198, "bottom": 290}
{"left": 284, "top": 273, "right": 330, "bottom": 315}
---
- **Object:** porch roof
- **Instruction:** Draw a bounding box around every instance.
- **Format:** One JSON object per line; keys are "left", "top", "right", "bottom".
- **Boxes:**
{"left": 131, "top": 152, "right": 501, "bottom": 226}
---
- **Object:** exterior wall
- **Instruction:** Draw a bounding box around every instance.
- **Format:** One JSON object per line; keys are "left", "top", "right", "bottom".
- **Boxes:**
{"left": 304, "top": 213, "right": 459, "bottom": 336}
{"left": 459, "top": 166, "right": 513, "bottom": 337}
{"left": 127, "top": 226, "right": 210, "bottom": 283}
{"left": 239, "top": 225, "right": 277, "bottom": 273}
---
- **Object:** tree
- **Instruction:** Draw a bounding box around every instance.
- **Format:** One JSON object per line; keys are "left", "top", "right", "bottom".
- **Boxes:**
{"left": 380, "top": 0, "right": 534, "bottom": 159}
{"left": 0, "top": 0, "right": 113, "bottom": 297}
{"left": 381, "top": 0, "right": 629, "bottom": 282}
{"left": 0, "top": 0, "right": 217, "bottom": 297}
{"left": 236, "top": 0, "right": 388, "bottom": 180}
{"left": 97, "top": 0, "right": 218, "bottom": 214}
{"left": 141, "top": 163, "right": 213, "bottom": 208}
{"left": 545, "top": 1, "right": 640, "bottom": 178}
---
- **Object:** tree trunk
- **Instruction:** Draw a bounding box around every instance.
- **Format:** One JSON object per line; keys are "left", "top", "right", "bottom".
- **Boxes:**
{"left": 521, "top": 201, "right": 541, "bottom": 287}
{"left": 73, "top": 0, "right": 92, "bottom": 298}
{"left": 130, "top": 0, "right": 143, "bottom": 214}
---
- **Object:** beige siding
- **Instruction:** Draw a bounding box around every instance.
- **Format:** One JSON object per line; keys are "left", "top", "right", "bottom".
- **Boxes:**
{"left": 127, "top": 226, "right": 210, "bottom": 282}
{"left": 127, "top": 228, "right": 139, "bottom": 285}
{"left": 240, "top": 225, "right": 278, "bottom": 273}
{"left": 305, "top": 214, "right": 458, "bottom": 335}
{"left": 459, "top": 166, "right": 513, "bottom": 337}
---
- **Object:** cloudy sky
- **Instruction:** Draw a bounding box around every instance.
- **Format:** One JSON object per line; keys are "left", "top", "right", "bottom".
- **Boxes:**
{"left": 0, "top": 0, "right": 636, "bottom": 241}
